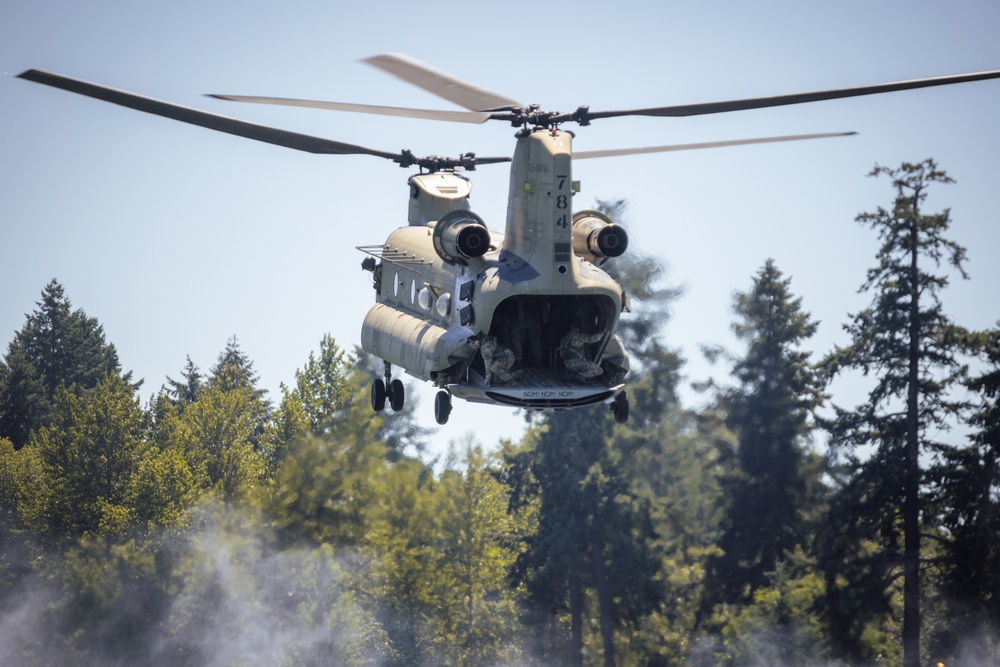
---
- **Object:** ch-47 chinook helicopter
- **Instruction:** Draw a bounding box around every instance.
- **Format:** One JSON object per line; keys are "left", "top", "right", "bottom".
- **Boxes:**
{"left": 17, "top": 56, "right": 1000, "bottom": 425}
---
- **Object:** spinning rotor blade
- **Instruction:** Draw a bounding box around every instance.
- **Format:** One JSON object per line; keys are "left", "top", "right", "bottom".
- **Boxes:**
{"left": 17, "top": 69, "right": 402, "bottom": 160}
{"left": 207, "top": 94, "right": 491, "bottom": 123}
{"left": 574, "top": 131, "right": 857, "bottom": 159}
{"left": 363, "top": 53, "right": 521, "bottom": 112}
{"left": 583, "top": 70, "right": 1000, "bottom": 120}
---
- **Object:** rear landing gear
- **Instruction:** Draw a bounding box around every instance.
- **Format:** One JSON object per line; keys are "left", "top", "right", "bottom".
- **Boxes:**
{"left": 611, "top": 390, "right": 629, "bottom": 424}
{"left": 372, "top": 361, "right": 405, "bottom": 413}
{"left": 434, "top": 390, "right": 452, "bottom": 425}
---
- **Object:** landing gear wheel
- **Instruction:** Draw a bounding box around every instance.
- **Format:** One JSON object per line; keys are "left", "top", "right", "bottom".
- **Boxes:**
{"left": 389, "top": 379, "right": 405, "bottom": 412}
{"left": 434, "top": 390, "right": 452, "bottom": 425}
{"left": 371, "top": 378, "right": 387, "bottom": 412}
{"left": 611, "top": 391, "right": 629, "bottom": 424}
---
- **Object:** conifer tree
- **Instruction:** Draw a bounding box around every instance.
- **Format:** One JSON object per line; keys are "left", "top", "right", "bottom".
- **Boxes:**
{"left": 163, "top": 355, "right": 203, "bottom": 409}
{"left": 518, "top": 406, "right": 659, "bottom": 667}
{"left": 510, "top": 211, "right": 674, "bottom": 665}
{"left": 820, "top": 160, "right": 969, "bottom": 667}
{"left": 930, "top": 324, "right": 1000, "bottom": 659}
{"left": 705, "top": 259, "right": 824, "bottom": 606}
{"left": 208, "top": 336, "right": 271, "bottom": 448}
{"left": 0, "top": 280, "right": 126, "bottom": 448}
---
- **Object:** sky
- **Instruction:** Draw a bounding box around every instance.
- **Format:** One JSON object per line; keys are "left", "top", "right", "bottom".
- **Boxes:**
{"left": 2, "top": 0, "right": 999, "bottom": 458}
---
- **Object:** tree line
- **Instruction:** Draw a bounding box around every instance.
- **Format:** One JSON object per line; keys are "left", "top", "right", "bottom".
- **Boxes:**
{"left": 0, "top": 159, "right": 997, "bottom": 666}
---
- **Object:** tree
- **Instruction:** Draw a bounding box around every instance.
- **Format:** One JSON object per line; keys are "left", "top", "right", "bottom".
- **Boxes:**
{"left": 508, "top": 406, "right": 659, "bottom": 665}
{"left": 504, "top": 209, "right": 682, "bottom": 665}
{"left": 166, "top": 381, "right": 266, "bottom": 499}
{"left": 367, "top": 445, "right": 529, "bottom": 666}
{"left": 820, "top": 160, "right": 969, "bottom": 667}
{"left": 27, "top": 373, "right": 148, "bottom": 537}
{"left": 293, "top": 333, "right": 352, "bottom": 433}
{"left": 431, "top": 445, "right": 530, "bottom": 666}
{"left": 0, "top": 280, "right": 126, "bottom": 448}
{"left": 207, "top": 336, "right": 271, "bottom": 449}
{"left": 704, "top": 260, "right": 825, "bottom": 607}
{"left": 930, "top": 324, "right": 1000, "bottom": 660}
{"left": 163, "top": 355, "right": 203, "bottom": 409}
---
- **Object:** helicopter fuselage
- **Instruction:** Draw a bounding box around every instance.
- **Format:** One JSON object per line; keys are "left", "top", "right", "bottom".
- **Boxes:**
{"left": 360, "top": 128, "right": 630, "bottom": 411}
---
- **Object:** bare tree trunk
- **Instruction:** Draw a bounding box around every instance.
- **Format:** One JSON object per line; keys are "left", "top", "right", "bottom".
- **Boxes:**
{"left": 569, "top": 571, "right": 584, "bottom": 667}
{"left": 902, "top": 218, "right": 922, "bottom": 667}
{"left": 591, "top": 530, "right": 615, "bottom": 667}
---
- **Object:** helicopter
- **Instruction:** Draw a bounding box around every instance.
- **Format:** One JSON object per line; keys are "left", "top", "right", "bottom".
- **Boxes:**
{"left": 17, "top": 56, "right": 1000, "bottom": 425}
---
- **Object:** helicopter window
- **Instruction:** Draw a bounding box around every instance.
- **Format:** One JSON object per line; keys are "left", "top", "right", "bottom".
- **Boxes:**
{"left": 418, "top": 286, "right": 433, "bottom": 311}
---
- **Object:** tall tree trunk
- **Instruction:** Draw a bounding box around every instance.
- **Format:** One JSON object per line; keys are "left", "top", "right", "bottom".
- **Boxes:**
{"left": 592, "top": 529, "right": 616, "bottom": 667}
{"left": 902, "top": 218, "right": 922, "bottom": 667}
{"left": 569, "top": 570, "right": 584, "bottom": 667}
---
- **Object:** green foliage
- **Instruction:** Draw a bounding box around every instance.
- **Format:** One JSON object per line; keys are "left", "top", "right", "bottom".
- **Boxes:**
{"left": 294, "top": 333, "right": 352, "bottom": 432}
{"left": 163, "top": 381, "right": 266, "bottom": 499}
{"left": 367, "top": 444, "right": 530, "bottom": 666}
{"left": 163, "top": 355, "right": 203, "bottom": 408}
{"left": 928, "top": 324, "right": 1000, "bottom": 662}
{"left": 705, "top": 260, "right": 825, "bottom": 607}
{"left": 820, "top": 159, "right": 970, "bottom": 665}
{"left": 28, "top": 374, "right": 148, "bottom": 537}
{"left": 0, "top": 280, "right": 127, "bottom": 448}
{"left": 713, "top": 553, "right": 831, "bottom": 666}
{"left": 613, "top": 408, "right": 727, "bottom": 665}
{"left": 129, "top": 445, "right": 198, "bottom": 530}
{"left": 430, "top": 445, "right": 530, "bottom": 666}
{"left": 264, "top": 431, "right": 385, "bottom": 548}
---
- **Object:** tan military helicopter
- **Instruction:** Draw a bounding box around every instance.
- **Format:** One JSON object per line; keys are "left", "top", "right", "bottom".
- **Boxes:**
{"left": 18, "top": 56, "right": 1000, "bottom": 425}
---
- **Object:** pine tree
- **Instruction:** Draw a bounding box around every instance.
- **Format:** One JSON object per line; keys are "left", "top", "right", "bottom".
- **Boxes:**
{"left": 208, "top": 336, "right": 271, "bottom": 449}
{"left": 517, "top": 406, "right": 659, "bottom": 667}
{"left": 164, "top": 355, "right": 203, "bottom": 409}
{"left": 510, "top": 214, "right": 675, "bottom": 665}
{"left": 705, "top": 260, "right": 824, "bottom": 605}
{"left": 0, "top": 280, "right": 126, "bottom": 448}
{"left": 930, "top": 324, "right": 1000, "bottom": 659}
{"left": 820, "top": 160, "right": 970, "bottom": 667}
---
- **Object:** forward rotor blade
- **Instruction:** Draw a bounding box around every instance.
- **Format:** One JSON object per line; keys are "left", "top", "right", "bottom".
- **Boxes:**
{"left": 208, "top": 93, "right": 491, "bottom": 123}
{"left": 17, "top": 69, "right": 402, "bottom": 160}
{"left": 586, "top": 69, "right": 1000, "bottom": 120}
{"left": 363, "top": 53, "right": 521, "bottom": 112}
{"left": 573, "top": 131, "right": 857, "bottom": 159}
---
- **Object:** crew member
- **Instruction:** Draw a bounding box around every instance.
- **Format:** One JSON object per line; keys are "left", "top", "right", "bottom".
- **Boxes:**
{"left": 470, "top": 335, "right": 521, "bottom": 386}
{"left": 561, "top": 325, "right": 604, "bottom": 379}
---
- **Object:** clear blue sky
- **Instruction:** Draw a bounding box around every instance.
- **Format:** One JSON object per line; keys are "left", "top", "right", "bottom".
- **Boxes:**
{"left": 3, "top": 0, "right": 998, "bottom": 454}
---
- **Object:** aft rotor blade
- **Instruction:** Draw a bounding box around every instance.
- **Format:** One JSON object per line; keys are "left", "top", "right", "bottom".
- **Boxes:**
{"left": 363, "top": 53, "right": 521, "bottom": 112}
{"left": 208, "top": 93, "right": 491, "bottom": 123}
{"left": 17, "top": 69, "right": 403, "bottom": 160}
{"left": 573, "top": 131, "right": 857, "bottom": 159}
{"left": 585, "top": 70, "right": 1000, "bottom": 120}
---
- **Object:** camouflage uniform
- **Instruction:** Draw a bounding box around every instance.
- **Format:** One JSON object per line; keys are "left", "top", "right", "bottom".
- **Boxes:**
{"left": 481, "top": 336, "right": 521, "bottom": 386}
{"left": 561, "top": 328, "right": 604, "bottom": 379}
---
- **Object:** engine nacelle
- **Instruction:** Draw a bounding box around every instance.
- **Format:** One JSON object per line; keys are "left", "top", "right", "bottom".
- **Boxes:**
{"left": 432, "top": 209, "right": 491, "bottom": 265}
{"left": 572, "top": 209, "right": 629, "bottom": 264}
